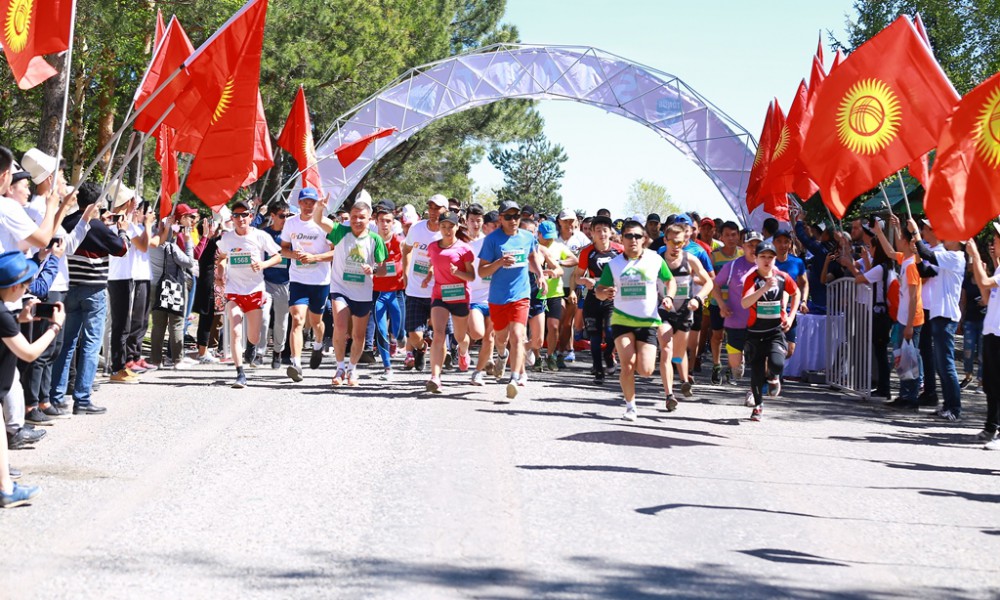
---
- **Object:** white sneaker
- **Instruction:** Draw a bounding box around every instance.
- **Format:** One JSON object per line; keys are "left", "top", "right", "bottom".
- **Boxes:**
{"left": 526, "top": 350, "right": 536, "bottom": 367}
{"left": 623, "top": 405, "right": 637, "bottom": 421}
{"left": 506, "top": 377, "right": 518, "bottom": 399}
{"left": 196, "top": 354, "right": 219, "bottom": 364}
{"left": 767, "top": 377, "right": 781, "bottom": 397}
{"left": 985, "top": 438, "right": 1000, "bottom": 451}
{"left": 744, "top": 390, "right": 755, "bottom": 407}
{"left": 518, "top": 371, "right": 528, "bottom": 386}
{"left": 470, "top": 370, "right": 486, "bottom": 386}
{"left": 379, "top": 368, "right": 393, "bottom": 382}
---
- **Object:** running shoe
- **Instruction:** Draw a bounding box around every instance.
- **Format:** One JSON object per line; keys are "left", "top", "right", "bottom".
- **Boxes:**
{"left": 681, "top": 380, "right": 693, "bottom": 398}
{"left": 471, "top": 370, "right": 486, "bottom": 386}
{"left": 404, "top": 352, "right": 415, "bottom": 370}
{"left": 623, "top": 405, "right": 637, "bottom": 421}
{"left": 767, "top": 377, "right": 781, "bottom": 398}
{"left": 271, "top": 352, "right": 281, "bottom": 370}
{"left": 937, "top": 409, "right": 960, "bottom": 421}
{"left": 711, "top": 364, "right": 722, "bottom": 385}
{"left": 136, "top": 358, "right": 158, "bottom": 371}
{"left": 605, "top": 353, "right": 617, "bottom": 375}
{"left": 517, "top": 372, "right": 528, "bottom": 386}
{"left": 390, "top": 340, "right": 398, "bottom": 357}
{"left": 665, "top": 395, "right": 678, "bottom": 412}
{"left": 25, "top": 408, "right": 53, "bottom": 426}
{"left": 347, "top": 369, "right": 360, "bottom": 386}
{"left": 287, "top": 364, "right": 304, "bottom": 382}
{"left": 750, "top": 405, "right": 762, "bottom": 421}
{"left": 960, "top": 375, "right": 974, "bottom": 390}
{"left": 485, "top": 360, "right": 496, "bottom": 376}
{"left": 744, "top": 390, "right": 755, "bottom": 407}
{"left": 526, "top": 349, "right": 536, "bottom": 367}
{"left": 443, "top": 352, "right": 453, "bottom": 370}
{"left": 546, "top": 354, "right": 559, "bottom": 371}
{"left": 331, "top": 368, "right": 346, "bottom": 386}
{"left": 985, "top": 438, "right": 1000, "bottom": 451}
{"left": 564, "top": 351, "right": 576, "bottom": 363}
{"left": 506, "top": 377, "right": 518, "bottom": 399}
{"left": 973, "top": 429, "right": 997, "bottom": 443}
{"left": 736, "top": 363, "right": 745, "bottom": 379}
{"left": 556, "top": 353, "right": 567, "bottom": 370}
{"left": 125, "top": 360, "right": 147, "bottom": 374}
{"left": 379, "top": 368, "right": 394, "bottom": 382}
{"left": 0, "top": 482, "right": 40, "bottom": 508}
{"left": 232, "top": 369, "right": 247, "bottom": 389}
{"left": 197, "top": 353, "right": 220, "bottom": 365}
{"left": 359, "top": 349, "right": 376, "bottom": 364}
{"left": 309, "top": 347, "right": 324, "bottom": 370}
{"left": 426, "top": 377, "right": 442, "bottom": 394}
{"left": 493, "top": 354, "right": 508, "bottom": 379}
{"left": 458, "top": 353, "right": 470, "bottom": 372}
{"left": 594, "top": 370, "right": 605, "bottom": 385}
{"left": 414, "top": 349, "right": 426, "bottom": 372}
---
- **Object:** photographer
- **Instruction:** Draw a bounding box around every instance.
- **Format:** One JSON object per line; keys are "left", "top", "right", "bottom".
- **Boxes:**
{"left": 148, "top": 205, "right": 197, "bottom": 369}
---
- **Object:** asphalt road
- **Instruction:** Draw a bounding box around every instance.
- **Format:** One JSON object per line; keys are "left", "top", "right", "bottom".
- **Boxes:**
{"left": 2, "top": 353, "right": 998, "bottom": 599}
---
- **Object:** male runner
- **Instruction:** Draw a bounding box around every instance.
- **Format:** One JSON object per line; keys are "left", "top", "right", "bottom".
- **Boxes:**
{"left": 401, "top": 194, "right": 446, "bottom": 370}
{"left": 468, "top": 208, "right": 498, "bottom": 385}
{"left": 555, "top": 209, "right": 586, "bottom": 364}
{"left": 571, "top": 216, "right": 623, "bottom": 384}
{"left": 712, "top": 231, "right": 761, "bottom": 392}
{"left": 773, "top": 228, "right": 809, "bottom": 361}
{"left": 708, "top": 221, "right": 743, "bottom": 383}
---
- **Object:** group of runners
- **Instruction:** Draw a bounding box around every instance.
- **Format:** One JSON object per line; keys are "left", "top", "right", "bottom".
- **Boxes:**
{"left": 213, "top": 189, "right": 801, "bottom": 422}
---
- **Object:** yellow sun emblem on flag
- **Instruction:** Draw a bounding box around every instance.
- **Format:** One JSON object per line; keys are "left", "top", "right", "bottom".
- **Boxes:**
{"left": 752, "top": 146, "right": 764, "bottom": 169}
{"left": 772, "top": 125, "right": 790, "bottom": 159}
{"left": 212, "top": 78, "right": 235, "bottom": 124}
{"left": 975, "top": 83, "right": 1000, "bottom": 169}
{"left": 836, "top": 78, "right": 902, "bottom": 155}
{"left": 303, "top": 132, "right": 316, "bottom": 165}
{"left": 4, "top": 0, "right": 32, "bottom": 53}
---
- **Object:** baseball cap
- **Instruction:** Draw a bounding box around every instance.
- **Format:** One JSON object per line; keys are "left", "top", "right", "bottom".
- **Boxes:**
{"left": 299, "top": 187, "right": 319, "bottom": 201}
{"left": 646, "top": 213, "right": 661, "bottom": 223}
{"left": 428, "top": 194, "right": 449, "bottom": 208}
{"left": 499, "top": 200, "right": 521, "bottom": 214}
{"left": 673, "top": 214, "right": 693, "bottom": 227}
{"left": 231, "top": 200, "right": 252, "bottom": 213}
{"left": 374, "top": 201, "right": 394, "bottom": 215}
{"left": 483, "top": 210, "right": 500, "bottom": 224}
{"left": 10, "top": 171, "right": 31, "bottom": 185}
{"left": 521, "top": 205, "right": 536, "bottom": 217}
{"left": 756, "top": 242, "right": 777, "bottom": 255}
{"left": 745, "top": 230, "right": 764, "bottom": 243}
{"left": 439, "top": 210, "right": 459, "bottom": 225}
{"left": 401, "top": 204, "right": 419, "bottom": 224}
{"left": 557, "top": 208, "right": 576, "bottom": 221}
{"left": 538, "top": 220, "right": 557, "bottom": 239}
{"left": 590, "top": 216, "right": 614, "bottom": 229}
{"left": 774, "top": 228, "right": 792, "bottom": 239}
{"left": 700, "top": 217, "right": 715, "bottom": 227}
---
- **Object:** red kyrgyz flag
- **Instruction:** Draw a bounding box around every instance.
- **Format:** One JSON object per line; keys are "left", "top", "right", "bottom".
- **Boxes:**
{"left": 133, "top": 15, "right": 194, "bottom": 134}
{"left": 746, "top": 100, "right": 785, "bottom": 211}
{"left": 154, "top": 8, "right": 165, "bottom": 44}
{"left": 800, "top": 16, "right": 959, "bottom": 219}
{"left": 816, "top": 34, "right": 825, "bottom": 67}
{"left": 763, "top": 80, "right": 812, "bottom": 197}
{"left": 907, "top": 13, "right": 933, "bottom": 188}
{"left": 277, "top": 86, "right": 322, "bottom": 191}
{"left": 242, "top": 90, "right": 274, "bottom": 187}
{"left": 335, "top": 127, "right": 397, "bottom": 168}
{"left": 0, "top": 0, "right": 73, "bottom": 89}
{"left": 923, "top": 71, "right": 1000, "bottom": 241}
{"left": 830, "top": 48, "right": 846, "bottom": 72}
{"left": 155, "top": 124, "right": 179, "bottom": 220}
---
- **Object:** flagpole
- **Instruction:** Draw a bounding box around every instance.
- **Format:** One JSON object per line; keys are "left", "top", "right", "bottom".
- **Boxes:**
{"left": 98, "top": 107, "right": 174, "bottom": 202}
{"left": 895, "top": 170, "right": 913, "bottom": 221}
{"left": 53, "top": 0, "right": 79, "bottom": 187}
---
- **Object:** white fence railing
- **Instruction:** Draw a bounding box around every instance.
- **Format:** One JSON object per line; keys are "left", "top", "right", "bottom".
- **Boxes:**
{"left": 825, "top": 278, "right": 872, "bottom": 400}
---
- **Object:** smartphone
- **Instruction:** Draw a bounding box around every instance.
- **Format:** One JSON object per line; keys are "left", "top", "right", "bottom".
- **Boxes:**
{"left": 46, "top": 236, "right": 63, "bottom": 249}
{"left": 31, "top": 303, "right": 57, "bottom": 320}
{"left": 112, "top": 214, "right": 125, "bottom": 224}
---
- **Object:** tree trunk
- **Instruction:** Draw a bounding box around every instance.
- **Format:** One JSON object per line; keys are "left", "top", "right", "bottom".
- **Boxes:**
{"left": 37, "top": 52, "right": 70, "bottom": 156}
{"left": 95, "top": 66, "right": 118, "bottom": 180}
{"left": 70, "top": 70, "right": 89, "bottom": 184}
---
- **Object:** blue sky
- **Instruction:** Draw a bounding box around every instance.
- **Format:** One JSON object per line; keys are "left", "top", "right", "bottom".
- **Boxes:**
{"left": 469, "top": 0, "right": 857, "bottom": 220}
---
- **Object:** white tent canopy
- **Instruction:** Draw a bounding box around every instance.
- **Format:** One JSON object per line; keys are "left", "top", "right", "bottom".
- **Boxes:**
{"left": 297, "top": 44, "right": 757, "bottom": 225}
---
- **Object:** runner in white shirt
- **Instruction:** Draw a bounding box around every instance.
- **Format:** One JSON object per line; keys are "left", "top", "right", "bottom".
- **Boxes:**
{"left": 401, "top": 194, "right": 446, "bottom": 371}
{"left": 216, "top": 200, "right": 284, "bottom": 389}
{"left": 556, "top": 209, "right": 587, "bottom": 364}
{"left": 280, "top": 187, "right": 335, "bottom": 381}
{"left": 467, "top": 206, "right": 498, "bottom": 385}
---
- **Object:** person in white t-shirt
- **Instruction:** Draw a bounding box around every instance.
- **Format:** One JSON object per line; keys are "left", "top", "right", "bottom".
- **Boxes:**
{"left": 216, "top": 201, "right": 284, "bottom": 389}
{"left": 0, "top": 147, "right": 71, "bottom": 254}
{"left": 466, "top": 206, "right": 498, "bottom": 385}
{"left": 555, "top": 209, "right": 587, "bottom": 363}
{"left": 279, "top": 187, "right": 335, "bottom": 382}
{"left": 400, "top": 194, "right": 446, "bottom": 371}
{"left": 105, "top": 189, "right": 149, "bottom": 384}
{"left": 965, "top": 229, "right": 1000, "bottom": 450}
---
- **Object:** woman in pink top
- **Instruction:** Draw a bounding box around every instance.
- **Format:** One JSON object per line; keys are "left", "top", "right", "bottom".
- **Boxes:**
{"left": 421, "top": 211, "right": 475, "bottom": 392}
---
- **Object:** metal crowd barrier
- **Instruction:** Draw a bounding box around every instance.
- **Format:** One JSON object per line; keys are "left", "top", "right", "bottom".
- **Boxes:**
{"left": 825, "top": 278, "right": 873, "bottom": 400}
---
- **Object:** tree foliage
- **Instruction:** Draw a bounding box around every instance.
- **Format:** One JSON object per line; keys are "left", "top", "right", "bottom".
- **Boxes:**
{"left": 624, "top": 179, "right": 681, "bottom": 220}
{"left": 488, "top": 135, "right": 568, "bottom": 216}
{"left": 0, "top": 0, "right": 542, "bottom": 211}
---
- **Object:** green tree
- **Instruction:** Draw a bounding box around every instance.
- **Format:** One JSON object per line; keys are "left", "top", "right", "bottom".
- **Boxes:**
{"left": 488, "top": 135, "right": 568, "bottom": 216}
{"left": 624, "top": 179, "right": 681, "bottom": 219}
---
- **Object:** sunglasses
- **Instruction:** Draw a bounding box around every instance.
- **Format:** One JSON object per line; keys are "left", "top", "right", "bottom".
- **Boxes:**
{"left": 502, "top": 213, "right": 520, "bottom": 221}
{"left": 274, "top": 213, "right": 292, "bottom": 219}
{"left": 667, "top": 239, "right": 685, "bottom": 246}
{"left": 622, "top": 233, "right": 644, "bottom": 241}
{"left": 232, "top": 212, "right": 250, "bottom": 219}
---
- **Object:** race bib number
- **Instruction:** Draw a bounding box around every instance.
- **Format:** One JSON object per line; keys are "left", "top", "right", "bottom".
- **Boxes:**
{"left": 441, "top": 283, "right": 466, "bottom": 302}
{"left": 414, "top": 260, "right": 430, "bottom": 275}
{"left": 619, "top": 273, "right": 647, "bottom": 298}
{"left": 280, "top": 258, "right": 290, "bottom": 266}
{"left": 757, "top": 300, "right": 781, "bottom": 317}
{"left": 720, "top": 284, "right": 729, "bottom": 301}
{"left": 676, "top": 282, "right": 689, "bottom": 297}
{"left": 502, "top": 250, "right": 527, "bottom": 269}
{"left": 294, "top": 259, "right": 316, "bottom": 268}
{"left": 343, "top": 261, "right": 366, "bottom": 283}
{"left": 229, "top": 252, "right": 252, "bottom": 267}
{"left": 385, "top": 262, "right": 398, "bottom": 276}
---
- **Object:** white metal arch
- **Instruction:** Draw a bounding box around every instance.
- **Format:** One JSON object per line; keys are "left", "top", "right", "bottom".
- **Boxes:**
{"left": 303, "top": 44, "right": 757, "bottom": 224}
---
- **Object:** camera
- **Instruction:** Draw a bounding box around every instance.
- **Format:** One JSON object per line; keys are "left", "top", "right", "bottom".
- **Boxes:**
{"left": 31, "top": 303, "right": 57, "bottom": 320}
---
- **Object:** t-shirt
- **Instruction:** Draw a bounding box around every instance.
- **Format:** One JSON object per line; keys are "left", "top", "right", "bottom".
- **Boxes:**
{"left": 710, "top": 247, "right": 744, "bottom": 306}
{"left": 742, "top": 268, "right": 799, "bottom": 333}
{"left": 578, "top": 242, "right": 624, "bottom": 304}
{"left": 540, "top": 241, "right": 571, "bottom": 299}
{"left": 281, "top": 216, "right": 333, "bottom": 286}
{"left": 262, "top": 226, "right": 290, "bottom": 285}
{"left": 0, "top": 306, "right": 21, "bottom": 401}
{"left": 478, "top": 228, "right": 538, "bottom": 305}
{"left": 558, "top": 230, "right": 590, "bottom": 287}
{"left": 327, "top": 223, "right": 388, "bottom": 301}
{"left": 924, "top": 246, "right": 965, "bottom": 322}
{"left": 776, "top": 255, "right": 807, "bottom": 312}
{"left": 373, "top": 233, "right": 405, "bottom": 293}
{"left": 894, "top": 253, "right": 925, "bottom": 327}
{"left": 0, "top": 197, "right": 36, "bottom": 254}
{"left": 597, "top": 249, "right": 673, "bottom": 328}
{"left": 109, "top": 223, "right": 143, "bottom": 281}
{"left": 131, "top": 226, "right": 151, "bottom": 282}
{"left": 428, "top": 239, "right": 474, "bottom": 302}
{"left": 983, "top": 267, "right": 1000, "bottom": 336}
{"left": 862, "top": 264, "right": 897, "bottom": 307}
{"left": 716, "top": 257, "right": 756, "bottom": 329}
{"left": 404, "top": 220, "right": 443, "bottom": 299}
{"left": 467, "top": 236, "right": 491, "bottom": 305}
{"left": 219, "top": 229, "right": 282, "bottom": 296}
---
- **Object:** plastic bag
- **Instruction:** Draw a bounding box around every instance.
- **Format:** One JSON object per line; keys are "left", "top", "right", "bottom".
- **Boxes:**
{"left": 894, "top": 339, "right": 919, "bottom": 381}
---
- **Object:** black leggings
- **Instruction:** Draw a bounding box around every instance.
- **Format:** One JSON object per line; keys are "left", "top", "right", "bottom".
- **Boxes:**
{"left": 745, "top": 329, "right": 787, "bottom": 406}
{"left": 982, "top": 334, "right": 1000, "bottom": 435}
{"left": 872, "top": 311, "right": 892, "bottom": 398}
{"left": 583, "top": 296, "right": 614, "bottom": 373}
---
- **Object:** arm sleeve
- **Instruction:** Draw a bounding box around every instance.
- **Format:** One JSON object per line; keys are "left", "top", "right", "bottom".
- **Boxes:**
{"left": 742, "top": 272, "right": 757, "bottom": 297}
{"left": 916, "top": 260, "right": 939, "bottom": 278}
{"left": 263, "top": 232, "right": 282, "bottom": 256}
{"left": 28, "top": 256, "right": 59, "bottom": 298}
{"left": 373, "top": 235, "right": 388, "bottom": 264}
{"left": 906, "top": 263, "right": 920, "bottom": 286}
{"left": 862, "top": 264, "right": 882, "bottom": 285}
{"left": 171, "top": 242, "right": 195, "bottom": 269}
{"left": 64, "top": 218, "right": 91, "bottom": 255}
{"left": 915, "top": 240, "right": 937, "bottom": 264}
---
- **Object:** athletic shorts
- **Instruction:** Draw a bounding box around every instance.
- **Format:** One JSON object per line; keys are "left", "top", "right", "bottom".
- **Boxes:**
{"left": 529, "top": 296, "right": 546, "bottom": 318}
{"left": 709, "top": 304, "right": 725, "bottom": 331}
{"left": 490, "top": 298, "right": 530, "bottom": 332}
{"left": 785, "top": 318, "right": 799, "bottom": 343}
{"left": 331, "top": 292, "right": 373, "bottom": 318}
{"left": 725, "top": 327, "right": 748, "bottom": 353}
{"left": 289, "top": 281, "right": 330, "bottom": 314}
{"left": 469, "top": 302, "right": 490, "bottom": 318}
{"left": 405, "top": 296, "right": 432, "bottom": 334}
{"left": 431, "top": 298, "right": 470, "bottom": 317}
{"left": 583, "top": 296, "right": 613, "bottom": 337}
{"left": 660, "top": 306, "right": 694, "bottom": 333}
{"left": 611, "top": 324, "right": 658, "bottom": 346}
{"left": 545, "top": 297, "right": 564, "bottom": 321}
{"left": 226, "top": 291, "right": 266, "bottom": 314}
